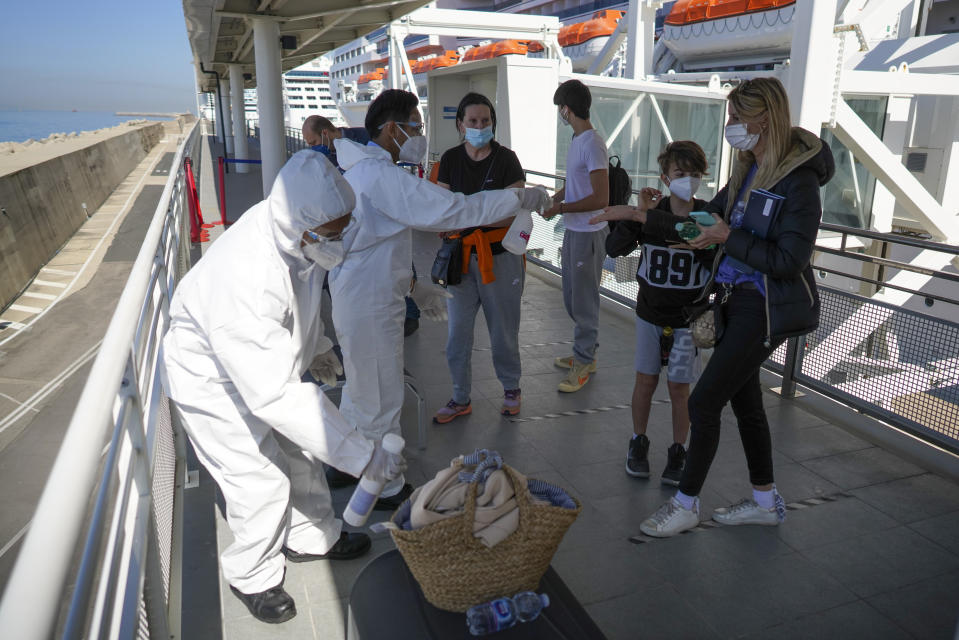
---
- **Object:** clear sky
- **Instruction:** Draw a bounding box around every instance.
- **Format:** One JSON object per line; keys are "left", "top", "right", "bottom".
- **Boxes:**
{"left": 0, "top": 1, "right": 196, "bottom": 114}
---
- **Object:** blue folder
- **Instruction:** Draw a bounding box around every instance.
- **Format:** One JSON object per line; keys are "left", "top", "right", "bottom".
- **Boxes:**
{"left": 727, "top": 188, "right": 785, "bottom": 274}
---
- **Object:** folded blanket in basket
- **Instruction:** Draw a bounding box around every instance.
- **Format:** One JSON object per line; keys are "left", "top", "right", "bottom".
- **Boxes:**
{"left": 408, "top": 459, "right": 547, "bottom": 548}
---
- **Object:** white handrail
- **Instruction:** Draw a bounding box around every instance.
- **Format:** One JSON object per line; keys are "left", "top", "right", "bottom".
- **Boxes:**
{"left": 0, "top": 121, "right": 199, "bottom": 639}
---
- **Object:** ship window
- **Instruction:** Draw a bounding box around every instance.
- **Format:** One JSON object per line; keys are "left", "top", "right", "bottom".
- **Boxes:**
{"left": 906, "top": 152, "right": 928, "bottom": 173}
{"left": 819, "top": 95, "right": 887, "bottom": 228}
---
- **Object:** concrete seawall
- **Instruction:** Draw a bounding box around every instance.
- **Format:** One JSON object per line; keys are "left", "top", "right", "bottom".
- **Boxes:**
{"left": 0, "top": 122, "right": 166, "bottom": 310}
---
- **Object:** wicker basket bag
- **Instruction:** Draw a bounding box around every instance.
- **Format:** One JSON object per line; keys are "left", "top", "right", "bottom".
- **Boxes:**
{"left": 388, "top": 462, "right": 581, "bottom": 612}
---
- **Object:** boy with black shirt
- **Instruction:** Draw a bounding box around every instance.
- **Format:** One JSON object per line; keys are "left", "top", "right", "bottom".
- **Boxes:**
{"left": 596, "top": 141, "right": 712, "bottom": 485}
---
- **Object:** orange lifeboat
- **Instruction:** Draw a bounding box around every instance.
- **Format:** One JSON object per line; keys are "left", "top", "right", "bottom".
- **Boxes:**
{"left": 665, "top": 0, "right": 794, "bottom": 25}
{"left": 357, "top": 68, "right": 386, "bottom": 85}
{"left": 461, "top": 40, "right": 529, "bottom": 63}
{"left": 660, "top": 0, "right": 796, "bottom": 67}
{"left": 527, "top": 41, "right": 545, "bottom": 53}
{"left": 559, "top": 10, "right": 624, "bottom": 72}
{"left": 405, "top": 43, "right": 445, "bottom": 60}
{"left": 371, "top": 43, "right": 445, "bottom": 67}
{"left": 411, "top": 50, "right": 460, "bottom": 75}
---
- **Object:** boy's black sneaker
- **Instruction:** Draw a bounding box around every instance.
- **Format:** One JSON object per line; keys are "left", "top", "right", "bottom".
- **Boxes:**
{"left": 626, "top": 434, "right": 650, "bottom": 478}
{"left": 661, "top": 443, "right": 686, "bottom": 486}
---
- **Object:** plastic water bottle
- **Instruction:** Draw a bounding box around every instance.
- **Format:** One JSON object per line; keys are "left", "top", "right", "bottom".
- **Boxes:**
{"left": 466, "top": 591, "right": 550, "bottom": 636}
{"left": 501, "top": 210, "right": 533, "bottom": 255}
{"left": 343, "top": 433, "right": 406, "bottom": 526}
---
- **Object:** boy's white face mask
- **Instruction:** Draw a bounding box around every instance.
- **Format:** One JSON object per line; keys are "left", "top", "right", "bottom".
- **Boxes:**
{"left": 665, "top": 175, "right": 701, "bottom": 202}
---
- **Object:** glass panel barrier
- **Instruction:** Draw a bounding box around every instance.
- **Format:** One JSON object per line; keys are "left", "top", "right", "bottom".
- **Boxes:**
{"left": 528, "top": 81, "right": 727, "bottom": 306}
{"left": 819, "top": 96, "right": 887, "bottom": 229}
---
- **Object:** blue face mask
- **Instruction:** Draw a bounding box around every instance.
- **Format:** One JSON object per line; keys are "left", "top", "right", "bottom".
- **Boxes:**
{"left": 464, "top": 126, "right": 494, "bottom": 148}
{"left": 311, "top": 144, "right": 331, "bottom": 157}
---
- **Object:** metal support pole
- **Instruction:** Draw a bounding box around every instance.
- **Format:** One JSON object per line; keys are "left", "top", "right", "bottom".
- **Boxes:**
{"left": 252, "top": 17, "right": 286, "bottom": 196}
{"left": 198, "top": 64, "right": 228, "bottom": 174}
{"left": 218, "top": 78, "right": 235, "bottom": 156}
{"left": 786, "top": 0, "right": 838, "bottom": 131}
{"left": 229, "top": 64, "right": 250, "bottom": 174}
{"left": 774, "top": 337, "right": 804, "bottom": 398}
{"left": 624, "top": 0, "right": 658, "bottom": 80}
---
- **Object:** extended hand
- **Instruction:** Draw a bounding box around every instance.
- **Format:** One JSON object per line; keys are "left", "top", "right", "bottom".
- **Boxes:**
{"left": 363, "top": 438, "right": 408, "bottom": 484}
{"left": 410, "top": 282, "right": 454, "bottom": 321}
{"left": 689, "top": 213, "right": 730, "bottom": 249}
{"left": 309, "top": 348, "right": 343, "bottom": 387}
{"left": 511, "top": 186, "right": 551, "bottom": 213}
{"left": 590, "top": 204, "right": 641, "bottom": 225}
{"left": 639, "top": 187, "right": 663, "bottom": 210}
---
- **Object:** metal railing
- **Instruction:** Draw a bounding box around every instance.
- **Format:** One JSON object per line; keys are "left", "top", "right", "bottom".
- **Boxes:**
{"left": 0, "top": 122, "right": 199, "bottom": 639}
{"left": 770, "top": 225, "right": 959, "bottom": 454}
{"left": 522, "top": 169, "right": 959, "bottom": 454}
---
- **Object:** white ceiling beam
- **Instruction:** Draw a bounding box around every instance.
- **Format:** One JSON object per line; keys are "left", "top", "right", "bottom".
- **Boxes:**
{"left": 841, "top": 69, "right": 959, "bottom": 96}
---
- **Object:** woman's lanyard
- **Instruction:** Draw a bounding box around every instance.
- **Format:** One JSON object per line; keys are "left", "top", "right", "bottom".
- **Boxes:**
{"left": 732, "top": 164, "right": 759, "bottom": 220}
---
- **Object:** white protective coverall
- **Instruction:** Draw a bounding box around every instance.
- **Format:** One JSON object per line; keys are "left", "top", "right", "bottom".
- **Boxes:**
{"left": 162, "top": 150, "right": 374, "bottom": 594}
{"left": 330, "top": 138, "right": 528, "bottom": 496}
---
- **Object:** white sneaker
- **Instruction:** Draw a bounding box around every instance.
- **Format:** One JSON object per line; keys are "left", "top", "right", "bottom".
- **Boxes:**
{"left": 639, "top": 498, "right": 700, "bottom": 538}
{"left": 712, "top": 492, "right": 786, "bottom": 526}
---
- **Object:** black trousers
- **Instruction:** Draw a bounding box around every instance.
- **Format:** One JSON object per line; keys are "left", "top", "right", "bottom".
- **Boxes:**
{"left": 679, "top": 288, "right": 783, "bottom": 497}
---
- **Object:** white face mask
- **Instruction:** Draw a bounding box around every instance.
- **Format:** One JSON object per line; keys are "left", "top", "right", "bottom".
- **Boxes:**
{"left": 666, "top": 175, "right": 701, "bottom": 202}
{"left": 725, "top": 123, "right": 760, "bottom": 151}
{"left": 395, "top": 125, "right": 427, "bottom": 165}
{"left": 302, "top": 235, "right": 345, "bottom": 270}
{"left": 559, "top": 107, "right": 571, "bottom": 127}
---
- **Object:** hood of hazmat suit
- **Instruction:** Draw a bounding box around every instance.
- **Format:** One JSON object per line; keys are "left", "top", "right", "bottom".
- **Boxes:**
{"left": 162, "top": 150, "right": 373, "bottom": 476}
{"left": 326, "top": 138, "right": 524, "bottom": 460}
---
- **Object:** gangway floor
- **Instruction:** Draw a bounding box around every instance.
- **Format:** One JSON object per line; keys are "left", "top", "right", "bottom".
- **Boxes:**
{"left": 185, "top": 271, "right": 959, "bottom": 640}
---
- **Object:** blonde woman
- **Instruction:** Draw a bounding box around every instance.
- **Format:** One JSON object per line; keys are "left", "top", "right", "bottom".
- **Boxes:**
{"left": 595, "top": 77, "right": 835, "bottom": 536}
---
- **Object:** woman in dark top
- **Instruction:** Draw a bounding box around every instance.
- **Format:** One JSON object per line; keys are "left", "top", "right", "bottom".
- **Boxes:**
{"left": 432, "top": 92, "right": 527, "bottom": 424}
{"left": 595, "top": 77, "right": 834, "bottom": 537}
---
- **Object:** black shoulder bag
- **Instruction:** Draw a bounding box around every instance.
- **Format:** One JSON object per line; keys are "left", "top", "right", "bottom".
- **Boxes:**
{"left": 430, "top": 147, "right": 500, "bottom": 287}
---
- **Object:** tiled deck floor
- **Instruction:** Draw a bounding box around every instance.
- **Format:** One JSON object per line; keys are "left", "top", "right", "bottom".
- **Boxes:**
{"left": 186, "top": 137, "right": 959, "bottom": 639}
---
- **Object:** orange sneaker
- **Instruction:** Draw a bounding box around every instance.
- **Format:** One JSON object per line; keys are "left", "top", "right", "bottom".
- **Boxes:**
{"left": 433, "top": 399, "right": 472, "bottom": 424}
{"left": 501, "top": 389, "right": 521, "bottom": 416}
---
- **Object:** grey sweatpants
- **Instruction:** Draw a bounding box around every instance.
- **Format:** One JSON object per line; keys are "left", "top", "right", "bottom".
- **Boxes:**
{"left": 446, "top": 252, "right": 525, "bottom": 405}
{"left": 561, "top": 227, "right": 609, "bottom": 364}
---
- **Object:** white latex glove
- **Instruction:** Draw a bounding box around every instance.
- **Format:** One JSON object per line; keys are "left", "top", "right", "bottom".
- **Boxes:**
{"left": 511, "top": 185, "right": 551, "bottom": 213}
{"left": 363, "top": 438, "right": 408, "bottom": 484}
{"left": 309, "top": 348, "right": 343, "bottom": 387}
{"left": 410, "top": 282, "right": 453, "bottom": 322}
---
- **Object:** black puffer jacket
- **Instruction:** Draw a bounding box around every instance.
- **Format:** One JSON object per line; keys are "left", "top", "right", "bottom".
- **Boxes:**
{"left": 704, "top": 128, "right": 835, "bottom": 342}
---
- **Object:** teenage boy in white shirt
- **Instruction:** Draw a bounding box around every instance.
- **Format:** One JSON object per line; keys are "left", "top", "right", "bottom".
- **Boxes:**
{"left": 542, "top": 79, "right": 610, "bottom": 392}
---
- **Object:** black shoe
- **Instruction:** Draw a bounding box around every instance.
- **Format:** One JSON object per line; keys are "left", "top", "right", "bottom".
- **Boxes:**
{"left": 373, "top": 482, "right": 414, "bottom": 511}
{"left": 325, "top": 466, "right": 359, "bottom": 489}
{"left": 283, "top": 531, "right": 371, "bottom": 562}
{"left": 661, "top": 443, "right": 686, "bottom": 486}
{"left": 404, "top": 317, "right": 419, "bottom": 337}
{"left": 626, "top": 434, "right": 650, "bottom": 478}
{"left": 230, "top": 585, "right": 296, "bottom": 624}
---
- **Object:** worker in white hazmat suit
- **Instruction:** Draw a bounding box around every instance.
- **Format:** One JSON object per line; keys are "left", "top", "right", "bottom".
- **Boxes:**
{"left": 328, "top": 90, "right": 550, "bottom": 502}
{"left": 161, "top": 150, "right": 406, "bottom": 625}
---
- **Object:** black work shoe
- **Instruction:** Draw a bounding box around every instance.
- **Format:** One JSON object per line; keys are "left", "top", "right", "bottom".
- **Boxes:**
{"left": 626, "top": 434, "right": 650, "bottom": 478}
{"left": 230, "top": 585, "right": 296, "bottom": 624}
{"left": 661, "top": 443, "right": 687, "bottom": 486}
{"left": 373, "top": 482, "right": 414, "bottom": 511}
{"left": 404, "top": 317, "right": 419, "bottom": 337}
{"left": 325, "top": 466, "right": 359, "bottom": 489}
{"left": 283, "top": 531, "right": 371, "bottom": 562}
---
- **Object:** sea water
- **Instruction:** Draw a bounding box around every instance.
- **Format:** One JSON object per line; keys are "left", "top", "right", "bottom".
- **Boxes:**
{"left": 0, "top": 111, "right": 173, "bottom": 143}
